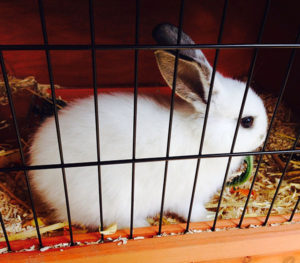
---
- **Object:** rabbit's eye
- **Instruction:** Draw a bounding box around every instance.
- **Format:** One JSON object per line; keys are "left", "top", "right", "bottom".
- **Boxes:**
{"left": 241, "top": 116, "right": 254, "bottom": 128}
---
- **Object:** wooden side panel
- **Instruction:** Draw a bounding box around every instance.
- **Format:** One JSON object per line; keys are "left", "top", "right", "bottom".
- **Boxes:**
{"left": 206, "top": 251, "right": 300, "bottom": 263}
{"left": 1, "top": 222, "right": 300, "bottom": 263}
{"left": 1, "top": 214, "right": 299, "bottom": 251}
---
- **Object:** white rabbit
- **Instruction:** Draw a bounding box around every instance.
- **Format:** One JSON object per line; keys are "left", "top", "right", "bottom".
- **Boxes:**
{"left": 29, "top": 23, "right": 268, "bottom": 229}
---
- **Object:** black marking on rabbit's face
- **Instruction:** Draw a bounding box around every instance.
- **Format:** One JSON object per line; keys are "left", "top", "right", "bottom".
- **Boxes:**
{"left": 152, "top": 23, "right": 197, "bottom": 59}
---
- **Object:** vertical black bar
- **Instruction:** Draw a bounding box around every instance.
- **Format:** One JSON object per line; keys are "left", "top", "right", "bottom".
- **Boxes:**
{"left": 0, "top": 51, "right": 43, "bottom": 248}
{"left": 239, "top": 29, "right": 300, "bottom": 228}
{"left": 264, "top": 131, "right": 300, "bottom": 225}
{"left": 129, "top": 0, "right": 140, "bottom": 239}
{"left": 0, "top": 211, "right": 11, "bottom": 251}
{"left": 158, "top": 0, "right": 185, "bottom": 235}
{"left": 185, "top": 0, "right": 229, "bottom": 233}
{"left": 289, "top": 196, "right": 300, "bottom": 222}
{"left": 88, "top": 0, "right": 104, "bottom": 240}
{"left": 211, "top": 0, "right": 271, "bottom": 231}
{"left": 37, "top": 0, "right": 74, "bottom": 245}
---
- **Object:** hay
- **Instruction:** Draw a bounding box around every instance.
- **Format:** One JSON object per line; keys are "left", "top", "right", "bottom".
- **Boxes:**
{"left": 0, "top": 75, "right": 61, "bottom": 106}
{"left": 0, "top": 75, "right": 65, "bottom": 239}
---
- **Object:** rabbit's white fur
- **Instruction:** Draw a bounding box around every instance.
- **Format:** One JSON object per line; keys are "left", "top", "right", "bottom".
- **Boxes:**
{"left": 29, "top": 71, "right": 267, "bottom": 229}
{"left": 29, "top": 24, "right": 267, "bottom": 229}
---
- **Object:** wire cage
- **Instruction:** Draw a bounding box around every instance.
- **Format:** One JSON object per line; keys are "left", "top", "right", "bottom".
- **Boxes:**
{"left": 0, "top": 0, "right": 299, "bottom": 261}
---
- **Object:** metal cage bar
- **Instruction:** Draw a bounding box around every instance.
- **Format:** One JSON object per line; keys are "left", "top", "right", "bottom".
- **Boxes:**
{"left": 0, "top": 1, "right": 298, "bottom": 247}
{"left": 185, "top": 0, "right": 229, "bottom": 232}
{"left": 211, "top": 0, "right": 271, "bottom": 231}
{"left": 0, "top": 149, "right": 299, "bottom": 173}
{"left": 158, "top": 0, "right": 185, "bottom": 235}
{"left": 37, "top": 0, "right": 74, "bottom": 246}
{"left": 0, "top": 43, "right": 299, "bottom": 51}
{"left": 264, "top": 131, "right": 300, "bottom": 225}
{"left": 88, "top": 0, "right": 104, "bottom": 240}
{"left": 129, "top": 0, "right": 141, "bottom": 239}
{"left": 0, "top": 51, "right": 43, "bottom": 248}
{"left": 0, "top": 211, "right": 11, "bottom": 251}
{"left": 239, "top": 29, "right": 300, "bottom": 227}
{"left": 289, "top": 196, "right": 300, "bottom": 222}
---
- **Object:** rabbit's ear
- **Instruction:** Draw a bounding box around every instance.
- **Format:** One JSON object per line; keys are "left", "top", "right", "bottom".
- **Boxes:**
{"left": 153, "top": 23, "right": 197, "bottom": 59}
{"left": 152, "top": 23, "right": 212, "bottom": 72}
{"left": 155, "top": 50, "right": 211, "bottom": 109}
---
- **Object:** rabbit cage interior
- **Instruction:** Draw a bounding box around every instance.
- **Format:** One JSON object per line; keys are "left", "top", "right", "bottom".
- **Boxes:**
{"left": 0, "top": 0, "right": 299, "bottom": 257}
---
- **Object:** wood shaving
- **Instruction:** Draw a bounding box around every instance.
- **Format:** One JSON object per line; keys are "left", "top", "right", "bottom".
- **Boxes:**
{"left": 99, "top": 223, "right": 117, "bottom": 235}
{"left": 133, "top": 236, "right": 144, "bottom": 240}
{"left": 40, "top": 246, "right": 51, "bottom": 252}
{"left": 113, "top": 236, "right": 128, "bottom": 245}
{"left": 0, "top": 247, "right": 8, "bottom": 254}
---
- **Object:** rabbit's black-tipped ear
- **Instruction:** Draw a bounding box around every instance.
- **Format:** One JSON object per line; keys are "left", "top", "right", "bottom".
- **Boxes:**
{"left": 152, "top": 23, "right": 212, "bottom": 73}
{"left": 155, "top": 50, "right": 211, "bottom": 110}
{"left": 152, "top": 23, "right": 197, "bottom": 59}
